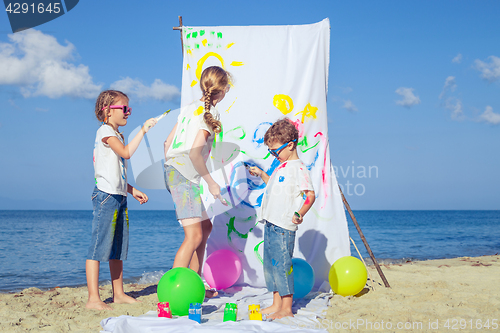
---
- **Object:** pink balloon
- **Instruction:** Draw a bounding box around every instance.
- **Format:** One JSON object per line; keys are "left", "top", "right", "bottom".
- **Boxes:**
{"left": 203, "top": 249, "right": 242, "bottom": 290}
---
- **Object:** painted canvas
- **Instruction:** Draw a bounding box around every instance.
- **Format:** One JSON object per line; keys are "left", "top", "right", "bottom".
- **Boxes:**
{"left": 179, "top": 19, "right": 351, "bottom": 287}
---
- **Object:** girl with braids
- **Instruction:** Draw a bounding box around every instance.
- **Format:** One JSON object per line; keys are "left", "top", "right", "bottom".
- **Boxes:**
{"left": 86, "top": 90, "right": 157, "bottom": 310}
{"left": 163, "top": 66, "right": 231, "bottom": 297}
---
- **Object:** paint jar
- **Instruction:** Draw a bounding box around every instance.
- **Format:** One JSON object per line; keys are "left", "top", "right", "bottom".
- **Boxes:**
{"left": 157, "top": 302, "right": 172, "bottom": 318}
{"left": 248, "top": 304, "right": 262, "bottom": 320}
{"left": 188, "top": 302, "right": 202, "bottom": 323}
{"left": 223, "top": 302, "right": 237, "bottom": 322}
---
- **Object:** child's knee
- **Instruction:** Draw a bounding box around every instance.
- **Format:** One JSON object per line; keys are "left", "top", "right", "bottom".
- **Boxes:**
{"left": 185, "top": 230, "right": 203, "bottom": 247}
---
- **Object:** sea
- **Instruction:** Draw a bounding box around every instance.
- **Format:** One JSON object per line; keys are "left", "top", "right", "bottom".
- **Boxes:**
{"left": 0, "top": 210, "right": 499, "bottom": 293}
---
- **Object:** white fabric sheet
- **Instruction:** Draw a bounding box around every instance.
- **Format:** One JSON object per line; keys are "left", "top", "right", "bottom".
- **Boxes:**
{"left": 180, "top": 19, "right": 350, "bottom": 288}
{"left": 100, "top": 287, "right": 332, "bottom": 333}
{"left": 128, "top": 19, "right": 350, "bottom": 288}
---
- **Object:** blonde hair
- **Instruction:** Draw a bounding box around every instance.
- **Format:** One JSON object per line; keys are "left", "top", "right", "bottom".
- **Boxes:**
{"left": 95, "top": 90, "right": 129, "bottom": 123}
{"left": 264, "top": 118, "right": 299, "bottom": 150}
{"left": 199, "top": 66, "right": 232, "bottom": 134}
{"left": 94, "top": 90, "right": 128, "bottom": 140}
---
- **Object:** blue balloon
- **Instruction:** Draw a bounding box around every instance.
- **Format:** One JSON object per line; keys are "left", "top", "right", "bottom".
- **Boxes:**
{"left": 292, "top": 258, "right": 315, "bottom": 299}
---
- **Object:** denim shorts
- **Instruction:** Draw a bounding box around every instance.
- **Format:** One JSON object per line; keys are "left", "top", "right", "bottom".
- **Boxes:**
{"left": 87, "top": 187, "right": 129, "bottom": 262}
{"left": 164, "top": 165, "right": 206, "bottom": 221}
{"left": 263, "top": 221, "right": 296, "bottom": 296}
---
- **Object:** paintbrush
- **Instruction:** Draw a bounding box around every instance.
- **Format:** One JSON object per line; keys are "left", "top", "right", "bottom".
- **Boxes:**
{"left": 156, "top": 109, "right": 172, "bottom": 121}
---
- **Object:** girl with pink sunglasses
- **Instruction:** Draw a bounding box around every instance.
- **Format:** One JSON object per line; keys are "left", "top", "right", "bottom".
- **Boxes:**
{"left": 85, "top": 90, "right": 157, "bottom": 310}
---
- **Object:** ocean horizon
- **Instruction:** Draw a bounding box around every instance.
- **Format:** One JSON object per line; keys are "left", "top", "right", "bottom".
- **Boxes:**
{"left": 1, "top": 209, "right": 499, "bottom": 293}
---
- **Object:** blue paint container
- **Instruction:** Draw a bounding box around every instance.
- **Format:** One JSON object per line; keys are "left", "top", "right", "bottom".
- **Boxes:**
{"left": 188, "top": 302, "right": 202, "bottom": 323}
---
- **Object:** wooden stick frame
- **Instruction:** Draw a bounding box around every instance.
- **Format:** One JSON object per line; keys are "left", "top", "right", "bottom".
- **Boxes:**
{"left": 172, "top": 16, "right": 184, "bottom": 54}
{"left": 172, "top": 15, "right": 390, "bottom": 289}
{"left": 339, "top": 185, "right": 391, "bottom": 288}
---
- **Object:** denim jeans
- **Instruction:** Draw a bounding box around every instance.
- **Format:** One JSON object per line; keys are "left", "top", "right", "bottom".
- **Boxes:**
{"left": 263, "top": 221, "right": 295, "bottom": 296}
{"left": 87, "top": 187, "right": 129, "bottom": 261}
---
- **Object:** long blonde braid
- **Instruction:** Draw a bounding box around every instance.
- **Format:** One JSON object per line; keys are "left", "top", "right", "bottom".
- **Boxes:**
{"left": 199, "top": 66, "right": 231, "bottom": 134}
{"left": 203, "top": 88, "right": 222, "bottom": 134}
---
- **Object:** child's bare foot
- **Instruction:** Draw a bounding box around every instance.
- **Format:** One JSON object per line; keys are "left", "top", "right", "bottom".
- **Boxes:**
{"left": 86, "top": 299, "right": 113, "bottom": 311}
{"left": 267, "top": 309, "right": 294, "bottom": 320}
{"left": 261, "top": 304, "right": 281, "bottom": 315}
{"left": 113, "top": 294, "right": 141, "bottom": 304}
{"left": 205, "top": 288, "right": 218, "bottom": 299}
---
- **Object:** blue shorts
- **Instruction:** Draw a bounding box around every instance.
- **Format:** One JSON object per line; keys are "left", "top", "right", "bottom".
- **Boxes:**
{"left": 164, "top": 165, "right": 206, "bottom": 221}
{"left": 263, "top": 221, "right": 295, "bottom": 296}
{"left": 87, "top": 187, "right": 129, "bottom": 262}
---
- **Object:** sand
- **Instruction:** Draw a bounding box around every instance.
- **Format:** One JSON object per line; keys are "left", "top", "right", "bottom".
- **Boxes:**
{"left": 326, "top": 255, "right": 500, "bottom": 332}
{"left": 1, "top": 255, "right": 499, "bottom": 332}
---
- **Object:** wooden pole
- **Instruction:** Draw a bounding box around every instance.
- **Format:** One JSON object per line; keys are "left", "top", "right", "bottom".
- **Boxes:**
{"left": 172, "top": 16, "right": 184, "bottom": 54}
{"left": 339, "top": 185, "right": 391, "bottom": 288}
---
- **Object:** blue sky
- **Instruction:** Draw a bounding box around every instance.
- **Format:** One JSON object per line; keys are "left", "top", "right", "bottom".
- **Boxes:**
{"left": 0, "top": 1, "right": 499, "bottom": 210}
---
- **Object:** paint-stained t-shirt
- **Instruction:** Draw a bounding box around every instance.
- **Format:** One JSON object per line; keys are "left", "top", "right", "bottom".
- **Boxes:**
{"left": 259, "top": 159, "right": 314, "bottom": 231}
{"left": 94, "top": 124, "right": 127, "bottom": 196}
{"left": 164, "top": 100, "right": 219, "bottom": 184}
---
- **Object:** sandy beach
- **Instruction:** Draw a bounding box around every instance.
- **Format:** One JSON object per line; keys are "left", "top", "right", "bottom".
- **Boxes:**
{"left": 1, "top": 255, "right": 499, "bottom": 332}
{"left": 326, "top": 255, "right": 500, "bottom": 332}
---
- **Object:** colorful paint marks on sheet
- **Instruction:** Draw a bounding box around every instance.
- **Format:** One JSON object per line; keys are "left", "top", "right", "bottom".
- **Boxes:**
{"left": 273, "top": 94, "right": 294, "bottom": 115}
{"left": 273, "top": 94, "right": 318, "bottom": 123}
{"left": 183, "top": 29, "right": 244, "bottom": 88}
{"left": 226, "top": 215, "right": 259, "bottom": 252}
{"left": 253, "top": 240, "right": 264, "bottom": 264}
{"left": 296, "top": 103, "right": 318, "bottom": 123}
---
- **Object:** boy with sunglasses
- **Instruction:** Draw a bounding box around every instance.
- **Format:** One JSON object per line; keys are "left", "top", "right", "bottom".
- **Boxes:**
{"left": 248, "top": 118, "right": 315, "bottom": 320}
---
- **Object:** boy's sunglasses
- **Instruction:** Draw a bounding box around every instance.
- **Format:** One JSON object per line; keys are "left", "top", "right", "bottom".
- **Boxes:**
{"left": 101, "top": 105, "right": 132, "bottom": 115}
{"left": 268, "top": 139, "right": 297, "bottom": 158}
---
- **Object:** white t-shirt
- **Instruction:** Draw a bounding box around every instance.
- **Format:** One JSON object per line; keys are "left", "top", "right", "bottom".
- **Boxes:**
{"left": 259, "top": 159, "right": 314, "bottom": 231}
{"left": 164, "top": 100, "right": 219, "bottom": 184}
{"left": 93, "top": 125, "right": 127, "bottom": 196}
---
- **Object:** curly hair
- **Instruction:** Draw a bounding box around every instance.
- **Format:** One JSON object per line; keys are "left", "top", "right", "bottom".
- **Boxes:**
{"left": 94, "top": 90, "right": 129, "bottom": 123}
{"left": 199, "top": 66, "right": 232, "bottom": 134}
{"left": 264, "top": 118, "right": 299, "bottom": 150}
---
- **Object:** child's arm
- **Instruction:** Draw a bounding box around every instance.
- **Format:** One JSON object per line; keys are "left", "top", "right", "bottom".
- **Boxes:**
{"left": 164, "top": 122, "right": 178, "bottom": 158}
{"left": 189, "top": 129, "right": 221, "bottom": 199}
{"left": 248, "top": 166, "right": 270, "bottom": 184}
{"left": 292, "top": 190, "right": 315, "bottom": 224}
{"left": 127, "top": 184, "right": 148, "bottom": 204}
{"left": 105, "top": 118, "right": 157, "bottom": 159}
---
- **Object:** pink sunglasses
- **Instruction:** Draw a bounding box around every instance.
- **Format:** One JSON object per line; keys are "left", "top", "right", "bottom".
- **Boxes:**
{"left": 101, "top": 105, "right": 132, "bottom": 115}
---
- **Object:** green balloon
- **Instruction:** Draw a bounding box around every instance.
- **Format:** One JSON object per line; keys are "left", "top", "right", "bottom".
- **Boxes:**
{"left": 329, "top": 256, "right": 367, "bottom": 297}
{"left": 157, "top": 267, "right": 205, "bottom": 316}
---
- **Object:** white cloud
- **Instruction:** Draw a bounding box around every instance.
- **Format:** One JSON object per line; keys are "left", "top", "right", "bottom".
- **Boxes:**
{"left": 0, "top": 29, "right": 102, "bottom": 98}
{"left": 452, "top": 54, "right": 462, "bottom": 64}
{"left": 331, "top": 86, "right": 353, "bottom": 104}
{"left": 110, "top": 77, "right": 180, "bottom": 102}
{"left": 479, "top": 106, "right": 500, "bottom": 125}
{"left": 342, "top": 99, "right": 358, "bottom": 112}
{"left": 474, "top": 56, "right": 500, "bottom": 82}
{"left": 439, "top": 76, "right": 457, "bottom": 100}
{"left": 445, "top": 98, "right": 464, "bottom": 120}
{"left": 438, "top": 77, "right": 464, "bottom": 120}
{"left": 395, "top": 87, "right": 421, "bottom": 108}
